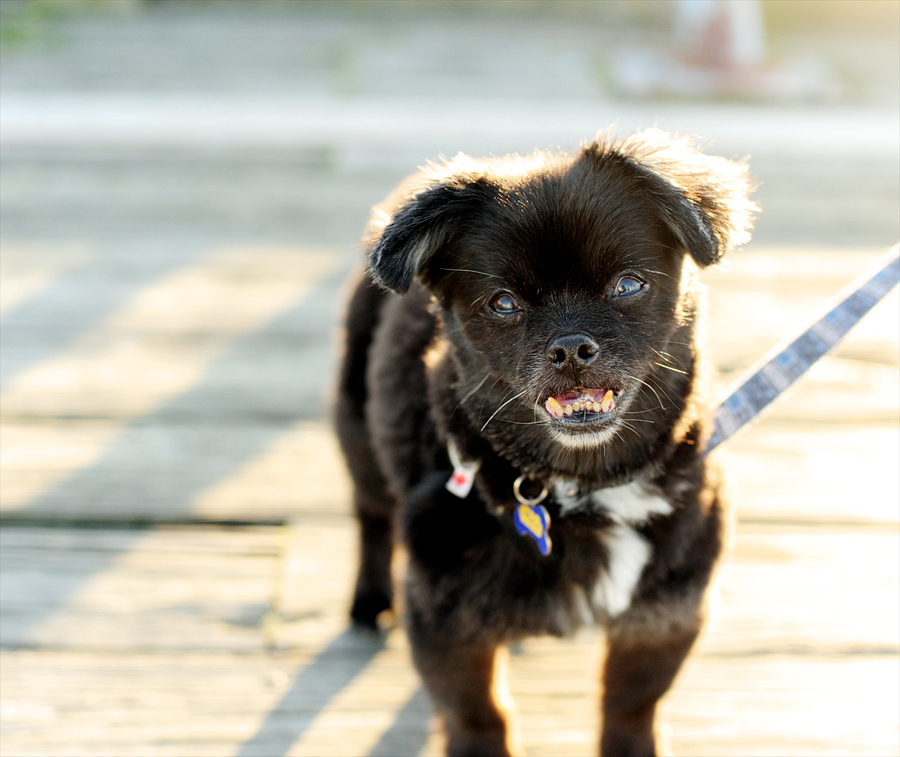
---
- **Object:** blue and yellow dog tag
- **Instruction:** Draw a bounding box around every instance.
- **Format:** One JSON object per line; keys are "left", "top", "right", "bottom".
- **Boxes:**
{"left": 512, "top": 474, "right": 552, "bottom": 555}
{"left": 514, "top": 502, "right": 552, "bottom": 556}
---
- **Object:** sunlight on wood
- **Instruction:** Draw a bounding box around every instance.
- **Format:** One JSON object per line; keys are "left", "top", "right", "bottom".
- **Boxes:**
{"left": 0, "top": 421, "right": 119, "bottom": 511}
{"left": 191, "top": 421, "right": 352, "bottom": 520}
{"left": 0, "top": 248, "right": 337, "bottom": 418}
{"left": 288, "top": 640, "right": 423, "bottom": 757}
{"left": 20, "top": 527, "right": 282, "bottom": 652}
{"left": 0, "top": 248, "right": 338, "bottom": 512}
{"left": 0, "top": 242, "right": 92, "bottom": 315}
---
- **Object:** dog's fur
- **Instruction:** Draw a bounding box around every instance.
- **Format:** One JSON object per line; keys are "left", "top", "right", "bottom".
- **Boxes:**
{"left": 335, "top": 130, "right": 755, "bottom": 757}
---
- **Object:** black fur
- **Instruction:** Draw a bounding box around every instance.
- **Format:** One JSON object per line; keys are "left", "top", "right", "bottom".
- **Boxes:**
{"left": 334, "top": 130, "right": 755, "bottom": 756}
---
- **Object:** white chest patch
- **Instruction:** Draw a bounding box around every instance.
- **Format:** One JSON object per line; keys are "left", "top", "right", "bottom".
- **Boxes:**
{"left": 551, "top": 479, "right": 674, "bottom": 618}
{"left": 593, "top": 522, "right": 651, "bottom": 617}
{"left": 552, "top": 479, "right": 673, "bottom": 524}
{"left": 593, "top": 480, "right": 673, "bottom": 524}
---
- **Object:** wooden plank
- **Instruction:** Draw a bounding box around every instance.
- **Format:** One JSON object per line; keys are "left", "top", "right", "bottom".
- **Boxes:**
{"left": 0, "top": 526, "right": 283, "bottom": 652}
{"left": 3, "top": 412, "right": 896, "bottom": 525}
{"left": 0, "top": 420, "right": 120, "bottom": 514}
{"left": 0, "top": 648, "right": 314, "bottom": 757}
{"left": 721, "top": 424, "right": 900, "bottom": 524}
{"left": 0, "top": 420, "right": 352, "bottom": 520}
{"left": 705, "top": 527, "right": 900, "bottom": 655}
{"left": 0, "top": 246, "right": 897, "bottom": 755}
{"left": 0, "top": 242, "right": 92, "bottom": 316}
{"left": 273, "top": 517, "right": 359, "bottom": 650}
{"left": 3, "top": 519, "right": 897, "bottom": 756}
{"left": 0, "top": 247, "right": 348, "bottom": 522}
{"left": 191, "top": 424, "right": 353, "bottom": 521}
{"left": 2, "top": 641, "right": 895, "bottom": 757}
{"left": 0, "top": 247, "right": 338, "bottom": 419}
{"left": 703, "top": 248, "right": 900, "bottom": 381}
{"left": 1, "top": 246, "right": 896, "bottom": 524}
{"left": 502, "top": 647, "right": 900, "bottom": 757}
{"left": 4, "top": 416, "right": 895, "bottom": 525}
{"left": 663, "top": 656, "right": 900, "bottom": 757}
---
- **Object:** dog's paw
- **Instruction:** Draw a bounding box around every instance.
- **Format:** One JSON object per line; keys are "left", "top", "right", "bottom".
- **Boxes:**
{"left": 350, "top": 587, "right": 393, "bottom": 630}
{"left": 447, "top": 731, "right": 514, "bottom": 757}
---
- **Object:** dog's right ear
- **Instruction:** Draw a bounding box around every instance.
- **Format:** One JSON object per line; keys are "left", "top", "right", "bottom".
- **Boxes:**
{"left": 367, "top": 178, "right": 486, "bottom": 294}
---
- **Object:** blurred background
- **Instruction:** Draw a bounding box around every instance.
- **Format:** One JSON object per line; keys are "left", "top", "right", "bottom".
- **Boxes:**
{"left": 1, "top": 2, "right": 898, "bottom": 756}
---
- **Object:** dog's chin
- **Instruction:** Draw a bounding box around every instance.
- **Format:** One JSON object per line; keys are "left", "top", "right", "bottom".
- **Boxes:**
{"left": 548, "top": 423, "right": 621, "bottom": 450}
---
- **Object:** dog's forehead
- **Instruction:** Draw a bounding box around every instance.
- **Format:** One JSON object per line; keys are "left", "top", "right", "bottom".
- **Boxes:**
{"left": 459, "top": 173, "right": 671, "bottom": 290}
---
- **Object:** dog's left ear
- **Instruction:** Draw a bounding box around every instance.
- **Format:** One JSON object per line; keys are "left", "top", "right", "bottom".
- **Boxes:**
{"left": 366, "top": 173, "right": 490, "bottom": 294}
{"left": 593, "top": 131, "right": 757, "bottom": 267}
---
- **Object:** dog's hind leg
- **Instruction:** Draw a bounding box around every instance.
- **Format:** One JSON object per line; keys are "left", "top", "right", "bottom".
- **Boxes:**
{"left": 335, "top": 274, "right": 397, "bottom": 630}
{"left": 349, "top": 490, "right": 395, "bottom": 629}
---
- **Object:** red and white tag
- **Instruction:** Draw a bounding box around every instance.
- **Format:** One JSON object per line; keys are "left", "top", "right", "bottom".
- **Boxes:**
{"left": 445, "top": 440, "right": 480, "bottom": 499}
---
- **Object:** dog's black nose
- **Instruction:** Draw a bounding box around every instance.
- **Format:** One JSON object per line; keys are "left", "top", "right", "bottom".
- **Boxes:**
{"left": 546, "top": 333, "right": 600, "bottom": 370}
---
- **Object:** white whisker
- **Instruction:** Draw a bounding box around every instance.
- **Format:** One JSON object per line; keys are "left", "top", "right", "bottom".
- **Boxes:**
{"left": 653, "top": 361, "right": 688, "bottom": 375}
{"left": 454, "top": 372, "right": 491, "bottom": 415}
{"left": 481, "top": 389, "right": 529, "bottom": 432}
{"left": 440, "top": 267, "right": 501, "bottom": 280}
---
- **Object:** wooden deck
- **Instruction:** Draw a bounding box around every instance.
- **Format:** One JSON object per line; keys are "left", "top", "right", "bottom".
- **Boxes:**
{"left": 1, "top": 6, "right": 898, "bottom": 753}
{"left": 1, "top": 246, "right": 898, "bottom": 757}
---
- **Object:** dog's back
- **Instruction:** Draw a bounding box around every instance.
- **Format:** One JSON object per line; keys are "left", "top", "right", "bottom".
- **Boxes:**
{"left": 334, "top": 272, "right": 397, "bottom": 627}
{"left": 335, "top": 272, "right": 441, "bottom": 628}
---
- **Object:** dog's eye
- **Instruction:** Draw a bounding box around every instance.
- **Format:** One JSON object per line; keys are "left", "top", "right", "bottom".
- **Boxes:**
{"left": 489, "top": 292, "right": 522, "bottom": 315}
{"left": 613, "top": 276, "right": 645, "bottom": 298}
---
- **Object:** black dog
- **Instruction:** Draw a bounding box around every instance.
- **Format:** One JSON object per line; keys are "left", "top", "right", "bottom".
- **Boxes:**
{"left": 335, "top": 130, "right": 755, "bottom": 757}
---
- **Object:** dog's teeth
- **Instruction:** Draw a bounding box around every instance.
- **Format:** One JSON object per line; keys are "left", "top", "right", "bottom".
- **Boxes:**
{"left": 551, "top": 392, "right": 615, "bottom": 419}
{"left": 546, "top": 396, "right": 564, "bottom": 417}
{"left": 600, "top": 390, "right": 614, "bottom": 412}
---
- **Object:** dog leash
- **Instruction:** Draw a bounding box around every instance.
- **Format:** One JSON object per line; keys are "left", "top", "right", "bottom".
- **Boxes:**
{"left": 706, "top": 244, "right": 899, "bottom": 454}
{"left": 447, "top": 245, "right": 900, "bottom": 554}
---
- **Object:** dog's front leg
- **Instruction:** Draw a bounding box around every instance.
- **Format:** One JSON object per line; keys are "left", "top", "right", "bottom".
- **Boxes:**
{"left": 407, "top": 618, "right": 513, "bottom": 757}
{"left": 599, "top": 622, "right": 699, "bottom": 757}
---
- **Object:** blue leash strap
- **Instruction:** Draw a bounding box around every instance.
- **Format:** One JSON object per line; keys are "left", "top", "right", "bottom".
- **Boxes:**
{"left": 706, "top": 245, "right": 900, "bottom": 455}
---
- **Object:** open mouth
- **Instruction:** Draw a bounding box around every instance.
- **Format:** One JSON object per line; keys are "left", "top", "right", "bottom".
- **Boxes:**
{"left": 544, "top": 387, "right": 622, "bottom": 425}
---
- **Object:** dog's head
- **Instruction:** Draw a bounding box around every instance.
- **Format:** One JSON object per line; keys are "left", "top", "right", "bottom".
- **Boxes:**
{"left": 366, "top": 131, "right": 755, "bottom": 458}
